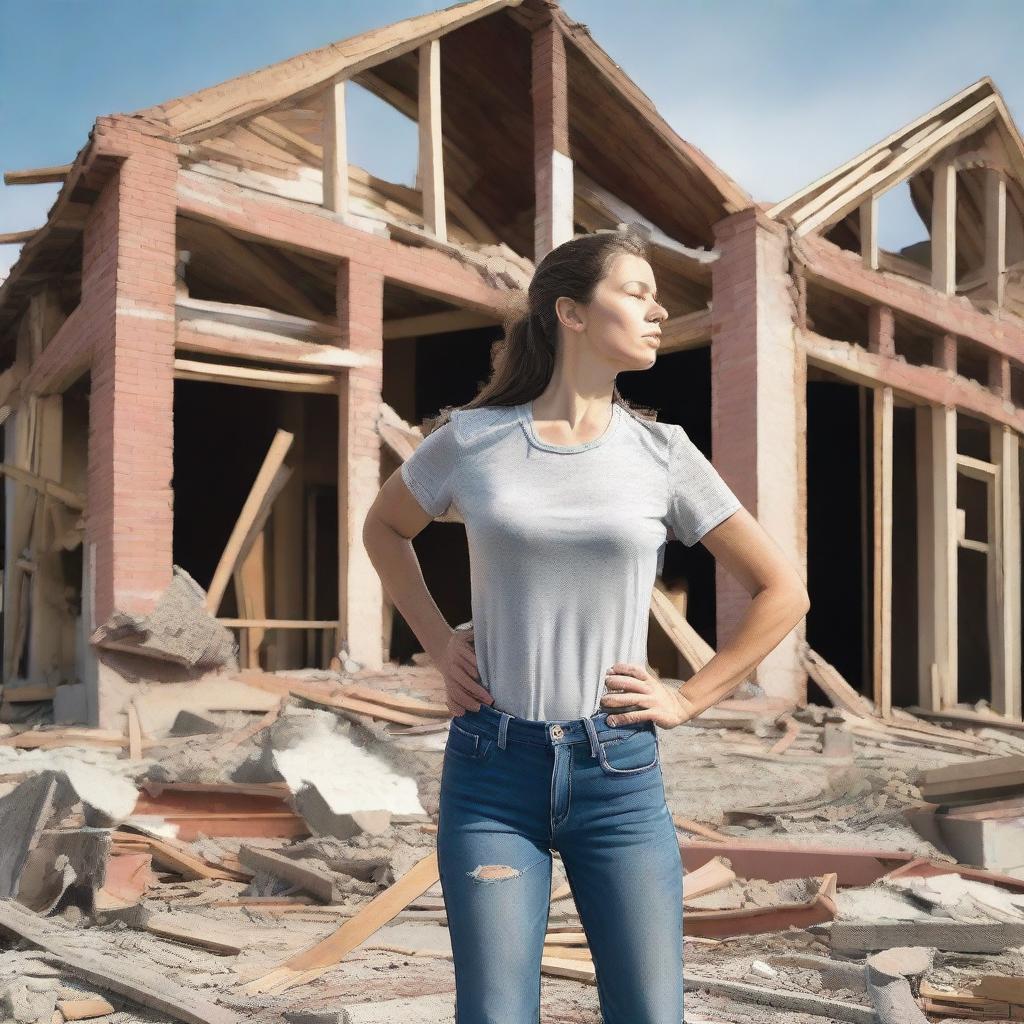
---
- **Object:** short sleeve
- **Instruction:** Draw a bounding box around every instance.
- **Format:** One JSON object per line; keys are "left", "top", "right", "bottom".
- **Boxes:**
{"left": 400, "top": 418, "right": 459, "bottom": 517}
{"left": 665, "top": 425, "right": 741, "bottom": 546}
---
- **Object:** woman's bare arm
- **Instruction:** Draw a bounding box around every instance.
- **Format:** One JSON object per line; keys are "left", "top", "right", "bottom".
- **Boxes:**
{"left": 362, "top": 469, "right": 492, "bottom": 714}
{"left": 675, "top": 507, "right": 810, "bottom": 716}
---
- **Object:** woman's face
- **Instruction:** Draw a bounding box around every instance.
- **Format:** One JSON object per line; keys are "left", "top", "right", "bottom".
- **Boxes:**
{"left": 569, "top": 253, "right": 668, "bottom": 369}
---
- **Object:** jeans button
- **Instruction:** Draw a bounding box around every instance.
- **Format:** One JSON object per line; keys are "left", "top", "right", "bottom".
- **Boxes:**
{"left": 550, "top": 725, "right": 564, "bottom": 739}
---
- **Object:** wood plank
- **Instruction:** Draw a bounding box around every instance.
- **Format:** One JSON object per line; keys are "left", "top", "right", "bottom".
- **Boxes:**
{"left": 417, "top": 39, "right": 446, "bottom": 240}
{"left": 2, "top": 684, "right": 55, "bottom": 702}
{"left": 932, "top": 158, "right": 957, "bottom": 294}
{"left": 242, "top": 851, "right": 440, "bottom": 994}
{"left": 3, "top": 165, "right": 73, "bottom": 186}
{"left": 237, "top": 845, "right": 337, "bottom": 902}
{"left": 206, "top": 430, "right": 293, "bottom": 613}
{"left": 173, "top": 359, "right": 336, "bottom": 393}
{"left": 907, "top": 705, "right": 1024, "bottom": 731}
{"left": 860, "top": 196, "right": 878, "bottom": 270}
{"left": 175, "top": 320, "right": 369, "bottom": 371}
{"left": 145, "top": 916, "right": 243, "bottom": 955}
{"left": 0, "top": 229, "right": 39, "bottom": 245}
{"left": 932, "top": 406, "right": 958, "bottom": 708}
{"left": 799, "top": 644, "right": 876, "bottom": 716}
{"left": 797, "top": 330, "right": 1024, "bottom": 433}
{"left": 126, "top": 702, "right": 143, "bottom": 761}
{"left": 322, "top": 80, "right": 347, "bottom": 215}
{"left": 0, "top": 898, "right": 245, "bottom": 1024}
{"left": 872, "top": 386, "right": 893, "bottom": 717}
{"left": 983, "top": 167, "right": 1007, "bottom": 306}
{"left": 794, "top": 95, "right": 998, "bottom": 237}
{"left": 991, "top": 424, "right": 1022, "bottom": 719}
{"left": 0, "top": 463, "right": 84, "bottom": 510}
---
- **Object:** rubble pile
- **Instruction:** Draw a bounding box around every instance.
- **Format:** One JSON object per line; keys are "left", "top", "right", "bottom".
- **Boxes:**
{"left": 0, "top": 658, "right": 1023, "bottom": 1024}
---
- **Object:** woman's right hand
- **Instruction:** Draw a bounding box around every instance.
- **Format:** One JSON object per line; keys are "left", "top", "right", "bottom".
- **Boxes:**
{"left": 439, "top": 625, "right": 493, "bottom": 717}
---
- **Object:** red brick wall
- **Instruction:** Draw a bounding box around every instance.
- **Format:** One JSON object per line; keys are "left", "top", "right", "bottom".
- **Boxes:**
{"left": 337, "top": 259, "right": 385, "bottom": 666}
{"left": 711, "top": 207, "right": 808, "bottom": 702}
{"left": 85, "top": 117, "right": 177, "bottom": 624}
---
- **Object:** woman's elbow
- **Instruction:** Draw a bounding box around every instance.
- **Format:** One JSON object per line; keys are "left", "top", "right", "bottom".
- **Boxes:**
{"left": 789, "top": 580, "right": 811, "bottom": 620}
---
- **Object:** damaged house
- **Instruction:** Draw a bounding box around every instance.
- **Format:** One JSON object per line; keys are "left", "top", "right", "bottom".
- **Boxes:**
{"left": 0, "top": 0, "right": 1021, "bottom": 737}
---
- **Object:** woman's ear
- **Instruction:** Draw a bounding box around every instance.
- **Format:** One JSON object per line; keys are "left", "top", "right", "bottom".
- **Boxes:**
{"left": 555, "top": 296, "right": 585, "bottom": 332}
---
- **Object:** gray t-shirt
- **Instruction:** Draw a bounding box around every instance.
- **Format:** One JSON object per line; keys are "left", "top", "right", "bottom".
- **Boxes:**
{"left": 400, "top": 400, "right": 741, "bottom": 722}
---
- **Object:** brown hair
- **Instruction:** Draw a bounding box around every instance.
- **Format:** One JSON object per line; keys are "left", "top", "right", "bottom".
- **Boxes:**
{"left": 423, "top": 226, "right": 660, "bottom": 433}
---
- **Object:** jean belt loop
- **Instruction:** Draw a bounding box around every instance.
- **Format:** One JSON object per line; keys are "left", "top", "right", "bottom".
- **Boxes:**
{"left": 497, "top": 711, "right": 511, "bottom": 750}
{"left": 581, "top": 715, "right": 601, "bottom": 759}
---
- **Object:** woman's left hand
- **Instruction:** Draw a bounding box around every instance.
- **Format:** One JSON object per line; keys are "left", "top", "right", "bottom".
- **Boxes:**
{"left": 600, "top": 663, "right": 696, "bottom": 730}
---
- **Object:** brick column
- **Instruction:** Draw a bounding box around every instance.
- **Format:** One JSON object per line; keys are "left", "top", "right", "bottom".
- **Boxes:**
{"left": 710, "top": 208, "right": 807, "bottom": 702}
{"left": 337, "top": 259, "right": 385, "bottom": 667}
{"left": 84, "top": 120, "right": 177, "bottom": 627}
{"left": 532, "top": 18, "right": 572, "bottom": 260}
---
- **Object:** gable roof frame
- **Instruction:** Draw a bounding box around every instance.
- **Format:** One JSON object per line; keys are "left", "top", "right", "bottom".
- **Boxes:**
{"left": 771, "top": 77, "right": 1024, "bottom": 243}
{"left": 134, "top": 0, "right": 523, "bottom": 144}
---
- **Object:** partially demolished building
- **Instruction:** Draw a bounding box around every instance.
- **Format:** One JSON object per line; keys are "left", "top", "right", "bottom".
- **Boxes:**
{"left": 0, "top": 0, "right": 1021, "bottom": 732}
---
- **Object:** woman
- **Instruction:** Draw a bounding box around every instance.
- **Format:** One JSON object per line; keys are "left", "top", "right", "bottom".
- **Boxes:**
{"left": 363, "top": 227, "right": 809, "bottom": 1023}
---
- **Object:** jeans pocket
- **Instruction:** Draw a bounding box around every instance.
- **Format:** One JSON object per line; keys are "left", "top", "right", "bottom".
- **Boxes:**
{"left": 445, "top": 720, "right": 493, "bottom": 763}
{"left": 597, "top": 727, "right": 659, "bottom": 776}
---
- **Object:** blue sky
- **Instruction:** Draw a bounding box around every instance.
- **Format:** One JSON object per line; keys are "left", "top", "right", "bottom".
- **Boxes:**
{"left": 2, "top": 0, "right": 1023, "bottom": 283}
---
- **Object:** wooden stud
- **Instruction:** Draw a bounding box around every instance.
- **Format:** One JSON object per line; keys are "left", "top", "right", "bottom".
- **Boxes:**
{"left": 417, "top": 39, "right": 446, "bottom": 241}
{"left": 173, "top": 359, "right": 336, "bottom": 394}
{"left": 931, "top": 159, "right": 957, "bottom": 295}
{"left": 859, "top": 387, "right": 871, "bottom": 695}
{"left": 923, "top": 405, "right": 958, "bottom": 709}
{"left": 860, "top": 196, "right": 878, "bottom": 270}
{"left": 872, "top": 386, "right": 894, "bottom": 718}
{"left": 206, "top": 430, "right": 294, "bottom": 614}
{"left": 322, "top": 80, "right": 348, "bottom": 216}
{"left": 990, "top": 424, "right": 1022, "bottom": 719}
{"left": 3, "top": 164, "right": 72, "bottom": 186}
{"left": 983, "top": 167, "right": 1007, "bottom": 306}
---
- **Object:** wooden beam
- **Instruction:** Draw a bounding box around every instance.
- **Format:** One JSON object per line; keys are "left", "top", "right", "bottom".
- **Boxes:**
{"left": 797, "top": 329, "right": 1024, "bottom": 433}
{"left": 322, "top": 81, "right": 348, "bottom": 216}
{"left": 794, "top": 234, "right": 1024, "bottom": 364}
{"left": 531, "top": 17, "right": 572, "bottom": 260}
{"left": 176, "top": 171, "right": 511, "bottom": 317}
{"left": 417, "top": 39, "right": 446, "bottom": 241}
{"left": 872, "top": 386, "right": 894, "bottom": 718}
{"left": 175, "top": 318, "right": 371, "bottom": 370}
{"left": 769, "top": 79, "right": 992, "bottom": 218}
{"left": 242, "top": 851, "right": 441, "bottom": 994}
{"left": 27, "top": 396, "right": 64, "bottom": 685}
{"left": 0, "top": 464, "right": 84, "bottom": 511}
{"left": 924, "top": 405, "right": 958, "bottom": 709}
{"left": 794, "top": 95, "right": 997, "bottom": 238}
{"left": 0, "top": 900, "right": 244, "bottom": 1024}
{"left": 991, "top": 424, "right": 1022, "bottom": 718}
{"left": 247, "top": 115, "right": 321, "bottom": 163}
{"left": 0, "top": 229, "right": 40, "bottom": 245}
{"left": 206, "top": 430, "right": 294, "bottom": 613}
{"left": 217, "top": 619, "right": 338, "bottom": 629}
{"left": 382, "top": 309, "right": 497, "bottom": 340}
{"left": 860, "top": 197, "right": 878, "bottom": 270}
{"left": 983, "top": 167, "right": 1007, "bottom": 306}
{"left": 3, "top": 164, "right": 72, "bottom": 186}
{"left": 659, "top": 308, "right": 712, "bottom": 353}
{"left": 173, "top": 358, "right": 336, "bottom": 393}
{"left": 931, "top": 159, "right": 957, "bottom": 295}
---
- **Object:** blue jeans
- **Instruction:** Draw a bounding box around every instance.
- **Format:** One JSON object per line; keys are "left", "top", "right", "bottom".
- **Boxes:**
{"left": 437, "top": 701, "right": 684, "bottom": 1023}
